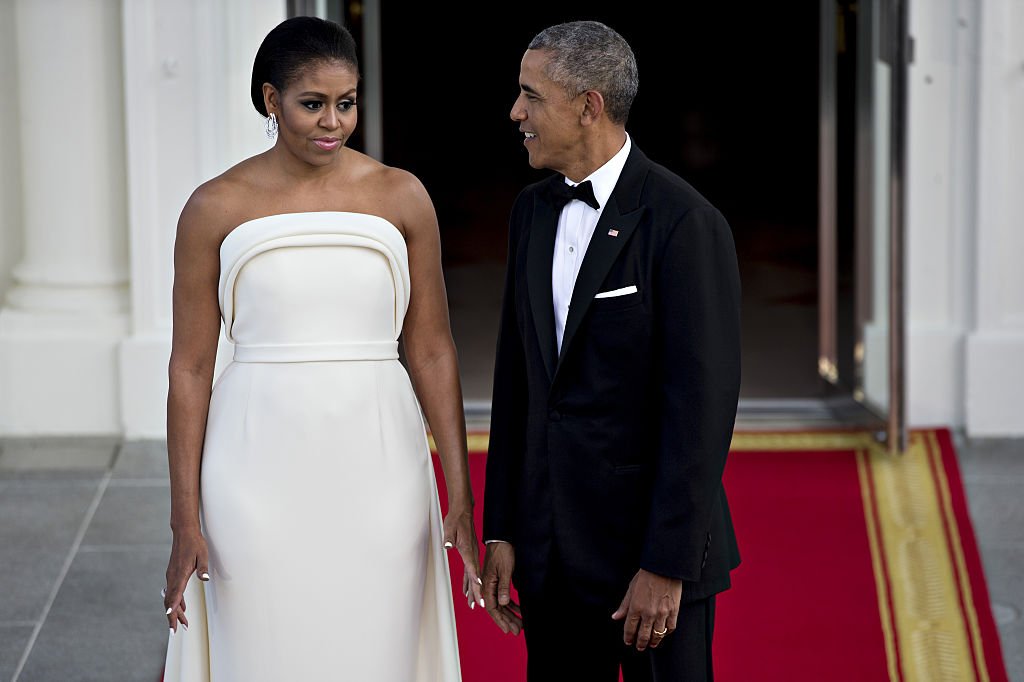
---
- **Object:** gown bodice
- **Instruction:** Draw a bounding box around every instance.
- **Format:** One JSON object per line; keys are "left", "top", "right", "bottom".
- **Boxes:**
{"left": 218, "top": 212, "right": 410, "bottom": 363}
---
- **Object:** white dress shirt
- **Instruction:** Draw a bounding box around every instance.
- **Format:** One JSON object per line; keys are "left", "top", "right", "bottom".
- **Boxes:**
{"left": 485, "top": 135, "right": 632, "bottom": 546}
{"left": 553, "top": 134, "right": 632, "bottom": 351}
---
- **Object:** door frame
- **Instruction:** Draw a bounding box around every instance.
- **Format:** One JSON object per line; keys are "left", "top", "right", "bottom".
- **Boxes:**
{"left": 818, "top": 0, "right": 909, "bottom": 452}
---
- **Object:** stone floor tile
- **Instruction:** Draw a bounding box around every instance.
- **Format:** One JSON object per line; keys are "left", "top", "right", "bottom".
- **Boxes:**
{"left": 18, "top": 549, "right": 169, "bottom": 682}
{"left": 996, "top": 619, "right": 1024, "bottom": 682}
{"left": 0, "top": 548, "right": 67, "bottom": 623}
{"left": 963, "top": 477, "right": 1024, "bottom": 547}
{"left": 81, "top": 485, "right": 171, "bottom": 549}
{"left": 0, "top": 481, "right": 99, "bottom": 549}
{"left": 112, "top": 441, "right": 168, "bottom": 481}
{"left": 0, "top": 438, "right": 118, "bottom": 472}
{"left": 0, "top": 624, "right": 34, "bottom": 680}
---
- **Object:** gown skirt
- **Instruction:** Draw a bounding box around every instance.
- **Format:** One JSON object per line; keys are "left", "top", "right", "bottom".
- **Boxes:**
{"left": 163, "top": 212, "right": 461, "bottom": 681}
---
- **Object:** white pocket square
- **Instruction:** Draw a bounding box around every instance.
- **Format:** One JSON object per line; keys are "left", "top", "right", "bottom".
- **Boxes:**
{"left": 594, "top": 285, "right": 638, "bottom": 299}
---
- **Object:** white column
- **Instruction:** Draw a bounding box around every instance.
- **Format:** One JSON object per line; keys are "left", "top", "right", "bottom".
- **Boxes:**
{"left": 905, "top": 0, "right": 975, "bottom": 429}
{"left": 0, "top": 0, "right": 129, "bottom": 435}
{"left": 965, "top": 0, "right": 1024, "bottom": 436}
{"left": 118, "top": 0, "right": 282, "bottom": 438}
{"left": 0, "top": 0, "right": 24, "bottom": 304}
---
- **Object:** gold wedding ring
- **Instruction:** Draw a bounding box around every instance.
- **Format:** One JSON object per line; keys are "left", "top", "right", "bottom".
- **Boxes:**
{"left": 653, "top": 627, "right": 668, "bottom": 636}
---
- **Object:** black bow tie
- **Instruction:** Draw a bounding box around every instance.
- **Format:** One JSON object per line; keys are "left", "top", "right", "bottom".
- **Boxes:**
{"left": 547, "top": 180, "right": 600, "bottom": 210}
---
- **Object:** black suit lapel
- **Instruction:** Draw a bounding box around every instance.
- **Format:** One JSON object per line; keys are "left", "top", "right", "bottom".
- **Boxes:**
{"left": 556, "top": 147, "right": 650, "bottom": 372}
{"left": 526, "top": 178, "right": 562, "bottom": 381}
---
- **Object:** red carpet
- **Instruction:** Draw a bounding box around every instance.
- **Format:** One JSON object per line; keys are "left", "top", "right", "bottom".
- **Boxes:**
{"left": 434, "top": 429, "right": 1009, "bottom": 681}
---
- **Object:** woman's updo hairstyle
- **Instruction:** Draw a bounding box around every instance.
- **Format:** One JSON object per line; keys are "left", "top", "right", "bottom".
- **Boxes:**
{"left": 250, "top": 16, "right": 359, "bottom": 117}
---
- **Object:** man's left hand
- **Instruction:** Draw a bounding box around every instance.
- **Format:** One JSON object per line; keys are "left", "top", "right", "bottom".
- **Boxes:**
{"left": 611, "top": 568, "right": 682, "bottom": 651}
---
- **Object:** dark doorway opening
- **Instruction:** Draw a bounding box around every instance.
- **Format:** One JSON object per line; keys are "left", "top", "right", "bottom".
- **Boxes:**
{"left": 380, "top": 3, "right": 827, "bottom": 405}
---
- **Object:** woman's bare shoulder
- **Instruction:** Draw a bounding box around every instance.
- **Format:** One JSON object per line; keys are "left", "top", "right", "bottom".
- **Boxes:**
{"left": 331, "top": 151, "right": 431, "bottom": 236}
{"left": 178, "top": 156, "right": 272, "bottom": 243}
{"left": 337, "top": 149, "right": 415, "bottom": 193}
{"left": 377, "top": 165, "right": 435, "bottom": 232}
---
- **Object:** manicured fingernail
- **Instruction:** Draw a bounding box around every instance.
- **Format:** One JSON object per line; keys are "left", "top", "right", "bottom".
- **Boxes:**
{"left": 200, "top": 572, "right": 210, "bottom": 580}
{"left": 182, "top": 623, "right": 188, "bottom": 632}
{"left": 443, "top": 541, "right": 453, "bottom": 549}
{"left": 160, "top": 588, "right": 166, "bottom": 598}
{"left": 470, "top": 601, "right": 475, "bottom": 610}
{"left": 165, "top": 607, "right": 173, "bottom": 615}
{"left": 479, "top": 598, "right": 485, "bottom": 608}
{"left": 169, "top": 627, "right": 175, "bottom": 636}
{"left": 476, "top": 577, "right": 483, "bottom": 585}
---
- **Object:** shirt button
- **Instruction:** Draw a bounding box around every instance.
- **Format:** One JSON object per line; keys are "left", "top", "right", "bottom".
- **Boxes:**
{"left": 568, "top": 246, "right": 574, "bottom": 253}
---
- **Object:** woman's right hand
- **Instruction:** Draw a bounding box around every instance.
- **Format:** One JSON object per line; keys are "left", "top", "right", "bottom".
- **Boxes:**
{"left": 164, "top": 527, "right": 210, "bottom": 633}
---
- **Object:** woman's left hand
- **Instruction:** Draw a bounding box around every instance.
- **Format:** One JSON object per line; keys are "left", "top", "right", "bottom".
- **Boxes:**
{"left": 443, "top": 505, "right": 484, "bottom": 610}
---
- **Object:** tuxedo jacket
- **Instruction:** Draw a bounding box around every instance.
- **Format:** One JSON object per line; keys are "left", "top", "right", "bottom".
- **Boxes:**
{"left": 483, "top": 143, "right": 742, "bottom": 608}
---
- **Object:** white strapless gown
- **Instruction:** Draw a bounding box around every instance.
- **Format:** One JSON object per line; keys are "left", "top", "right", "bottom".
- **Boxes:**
{"left": 163, "top": 212, "right": 461, "bottom": 681}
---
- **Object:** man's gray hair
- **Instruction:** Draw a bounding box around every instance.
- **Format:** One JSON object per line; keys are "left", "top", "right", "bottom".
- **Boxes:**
{"left": 529, "top": 21, "right": 638, "bottom": 125}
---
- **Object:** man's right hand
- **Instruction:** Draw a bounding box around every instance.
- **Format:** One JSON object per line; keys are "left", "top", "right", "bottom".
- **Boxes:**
{"left": 481, "top": 541, "right": 522, "bottom": 635}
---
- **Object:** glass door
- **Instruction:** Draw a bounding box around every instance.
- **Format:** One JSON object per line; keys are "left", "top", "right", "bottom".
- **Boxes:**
{"left": 819, "top": 0, "right": 908, "bottom": 452}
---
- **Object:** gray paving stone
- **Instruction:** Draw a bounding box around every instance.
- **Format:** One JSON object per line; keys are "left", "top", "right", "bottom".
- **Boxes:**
{"left": 971, "top": 544, "right": 1024, "bottom": 624}
{"left": 997, "top": 619, "right": 1024, "bottom": 682}
{"left": 18, "top": 549, "right": 168, "bottom": 682}
{"left": 956, "top": 437, "right": 1024, "bottom": 681}
{"left": 963, "top": 476, "right": 1024, "bottom": 547}
{"left": 957, "top": 436, "right": 1024, "bottom": 475}
{"left": 82, "top": 485, "right": 171, "bottom": 548}
{"left": 0, "top": 548, "right": 67, "bottom": 623}
{"left": 0, "top": 469, "right": 105, "bottom": 483}
{"left": 112, "top": 441, "right": 168, "bottom": 480}
{"left": 0, "top": 482, "right": 99, "bottom": 621}
{"left": 0, "top": 481, "right": 99, "bottom": 549}
{"left": 974, "top": 546, "right": 1024, "bottom": 681}
{"left": 0, "top": 438, "right": 118, "bottom": 472}
{"left": 0, "top": 624, "right": 33, "bottom": 681}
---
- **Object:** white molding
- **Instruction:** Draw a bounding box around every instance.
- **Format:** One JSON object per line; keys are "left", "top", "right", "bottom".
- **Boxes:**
{"left": 5, "top": 0, "right": 129, "bottom": 313}
{"left": 975, "top": 0, "right": 1024, "bottom": 330}
{"left": 907, "top": 324, "right": 964, "bottom": 428}
{"left": 120, "top": 330, "right": 235, "bottom": 439}
{"left": 118, "top": 0, "right": 282, "bottom": 437}
{"left": 965, "top": 331, "right": 1024, "bottom": 436}
{"left": 957, "top": 0, "right": 1024, "bottom": 435}
{"left": 121, "top": 0, "right": 165, "bottom": 335}
{"left": 0, "top": 309, "right": 128, "bottom": 435}
{"left": 0, "top": 0, "right": 23, "bottom": 304}
{"left": 0, "top": 0, "right": 130, "bottom": 437}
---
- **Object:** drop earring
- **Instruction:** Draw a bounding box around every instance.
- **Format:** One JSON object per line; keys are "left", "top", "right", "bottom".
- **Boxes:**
{"left": 265, "top": 112, "right": 278, "bottom": 139}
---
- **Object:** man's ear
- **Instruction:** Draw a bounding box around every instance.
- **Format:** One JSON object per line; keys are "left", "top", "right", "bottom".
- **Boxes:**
{"left": 262, "top": 83, "right": 280, "bottom": 116}
{"left": 580, "top": 90, "right": 605, "bottom": 126}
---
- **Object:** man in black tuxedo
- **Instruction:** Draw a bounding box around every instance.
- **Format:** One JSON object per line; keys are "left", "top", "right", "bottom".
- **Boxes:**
{"left": 481, "top": 21, "right": 742, "bottom": 681}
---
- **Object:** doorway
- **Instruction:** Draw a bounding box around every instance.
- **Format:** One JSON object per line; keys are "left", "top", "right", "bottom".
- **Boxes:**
{"left": 378, "top": 3, "right": 824, "bottom": 406}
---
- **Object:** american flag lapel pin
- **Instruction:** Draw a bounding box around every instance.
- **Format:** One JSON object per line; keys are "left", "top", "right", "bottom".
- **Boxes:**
{"left": 607, "top": 228, "right": 620, "bottom": 237}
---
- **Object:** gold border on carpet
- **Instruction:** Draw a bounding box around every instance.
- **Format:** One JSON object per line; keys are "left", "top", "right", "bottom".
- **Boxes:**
{"left": 734, "top": 429, "right": 989, "bottom": 681}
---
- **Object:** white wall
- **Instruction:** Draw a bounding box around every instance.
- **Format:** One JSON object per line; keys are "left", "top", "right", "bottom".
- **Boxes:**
{"left": 0, "top": 0, "right": 23, "bottom": 303}
{"left": 965, "top": 0, "right": 1024, "bottom": 435}
{"left": 906, "top": 0, "right": 975, "bottom": 429}
{"left": 0, "top": 0, "right": 281, "bottom": 439}
{"left": 0, "top": 0, "right": 130, "bottom": 436}
{"left": 907, "top": 0, "right": 1024, "bottom": 436}
{"left": 119, "top": 0, "right": 281, "bottom": 438}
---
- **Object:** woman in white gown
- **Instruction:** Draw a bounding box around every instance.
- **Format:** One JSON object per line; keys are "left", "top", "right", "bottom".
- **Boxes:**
{"left": 162, "top": 17, "right": 481, "bottom": 681}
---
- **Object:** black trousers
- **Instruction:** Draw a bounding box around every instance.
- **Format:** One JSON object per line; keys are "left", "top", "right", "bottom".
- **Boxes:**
{"left": 519, "top": 561, "right": 716, "bottom": 682}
